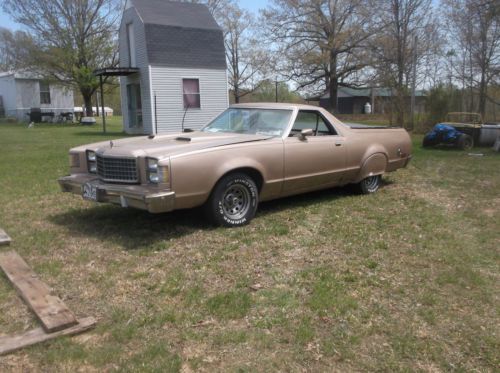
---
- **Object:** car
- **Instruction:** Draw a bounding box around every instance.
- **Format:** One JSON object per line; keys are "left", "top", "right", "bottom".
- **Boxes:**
{"left": 424, "top": 112, "right": 500, "bottom": 149}
{"left": 58, "top": 103, "right": 412, "bottom": 227}
{"left": 422, "top": 124, "right": 473, "bottom": 150}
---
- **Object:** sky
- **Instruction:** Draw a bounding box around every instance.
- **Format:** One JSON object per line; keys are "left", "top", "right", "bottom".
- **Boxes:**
{"left": 0, "top": 0, "right": 271, "bottom": 31}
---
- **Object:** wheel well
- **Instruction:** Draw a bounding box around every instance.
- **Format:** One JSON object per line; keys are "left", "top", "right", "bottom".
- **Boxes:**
{"left": 220, "top": 167, "right": 264, "bottom": 192}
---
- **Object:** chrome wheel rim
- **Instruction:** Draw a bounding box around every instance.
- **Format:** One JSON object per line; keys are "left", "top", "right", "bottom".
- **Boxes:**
{"left": 222, "top": 184, "right": 251, "bottom": 220}
{"left": 364, "top": 176, "right": 379, "bottom": 191}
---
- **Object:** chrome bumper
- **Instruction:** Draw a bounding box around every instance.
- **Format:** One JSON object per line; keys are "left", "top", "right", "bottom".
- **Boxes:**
{"left": 58, "top": 174, "right": 175, "bottom": 213}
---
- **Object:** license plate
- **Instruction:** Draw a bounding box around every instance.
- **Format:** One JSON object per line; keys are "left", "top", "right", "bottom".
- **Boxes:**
{"left": 82, "top": 183, "right": 99, "bottom": 201}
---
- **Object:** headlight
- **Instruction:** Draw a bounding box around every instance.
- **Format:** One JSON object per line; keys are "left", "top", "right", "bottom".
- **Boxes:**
{"left": 147, "top": 158, "right": 159, "bottom": 183}
{"left": 86, "top": 150, "right": 97, "bottom": 174}
{"left": 146, "top": 158, "right": 169, "bottom": 184}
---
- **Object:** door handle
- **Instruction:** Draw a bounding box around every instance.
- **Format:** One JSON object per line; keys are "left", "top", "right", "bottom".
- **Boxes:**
{"left": 335, "top": 142, "right": 343, "bottom": 147}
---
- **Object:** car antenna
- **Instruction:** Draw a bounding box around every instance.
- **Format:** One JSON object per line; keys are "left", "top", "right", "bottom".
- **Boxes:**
{"left": 181, "top": 103, "right": 190, "bottom": 133}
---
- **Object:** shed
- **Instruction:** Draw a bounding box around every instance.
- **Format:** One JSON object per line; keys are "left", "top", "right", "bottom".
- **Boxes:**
{"left": 317, "top": 87, "right": 426, "bottom": 114}
{"left": 118, "top": 0, "right": 228, "bottom": 134}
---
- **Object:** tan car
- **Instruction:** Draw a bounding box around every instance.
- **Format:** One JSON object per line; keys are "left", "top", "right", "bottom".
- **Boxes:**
{"left": 58, "top": 103, "right": 412, "bottom": 226}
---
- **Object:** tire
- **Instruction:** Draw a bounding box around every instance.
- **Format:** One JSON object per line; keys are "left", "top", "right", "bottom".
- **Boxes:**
{"left": 422, "top": 135, "right": 438, "bottom": 148}
{"left": 357, "top": 175, "right": 381, "bottom": 194}
{"left": 457, "top": 134, "right": 473, "bottom": 150}
{"left": 204, "top": 173, "right": 259, "bottom": 227}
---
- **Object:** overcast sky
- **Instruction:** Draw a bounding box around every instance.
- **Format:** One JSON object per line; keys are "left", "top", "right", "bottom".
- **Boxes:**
{"left": 0, "top": 0, "right": 271, "bottom": 31}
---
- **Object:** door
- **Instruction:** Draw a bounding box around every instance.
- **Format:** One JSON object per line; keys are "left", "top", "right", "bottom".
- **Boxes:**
{"left": 283, "top": 110, "right": 346, "bottom": 194}
{"left": 127, "top": 84, "right": 142, "bottom": 128}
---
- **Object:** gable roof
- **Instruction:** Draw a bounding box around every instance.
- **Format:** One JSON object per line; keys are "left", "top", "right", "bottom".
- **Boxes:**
{"left": 131, "top": 0, "right": 220, "bottom": 30}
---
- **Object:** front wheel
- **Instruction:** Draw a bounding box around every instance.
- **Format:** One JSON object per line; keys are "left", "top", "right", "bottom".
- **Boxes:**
{"left": 204, "top": 173, "right": 259, "bottom": 227}
{"left": 357, "top": 175, "right": 381, "bottom": 194}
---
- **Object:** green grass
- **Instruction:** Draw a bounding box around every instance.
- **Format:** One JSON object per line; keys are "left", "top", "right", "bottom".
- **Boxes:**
{"left": 0, "top": 117, "right": 499, "bottom": 371}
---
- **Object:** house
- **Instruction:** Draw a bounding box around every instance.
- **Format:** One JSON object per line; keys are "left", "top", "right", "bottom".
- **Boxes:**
{"left": 118, "top": 0, "right": 228, "bottom": 134}
{"left": 0, "top": 71, "right": 74, "bottom": 121}
{"left": 315, "top": 87, "right": 426, "bottom": 114}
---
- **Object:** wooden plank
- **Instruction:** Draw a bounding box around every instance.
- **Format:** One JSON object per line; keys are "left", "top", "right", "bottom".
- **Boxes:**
{"left": 0, "top": 317, "right": 96, "bottom": 356}
{"left": 0, "top": 251, "right": 77, "bottom": 332}
{"left": 0, "top": 228, "right": 11, "bottom": 246}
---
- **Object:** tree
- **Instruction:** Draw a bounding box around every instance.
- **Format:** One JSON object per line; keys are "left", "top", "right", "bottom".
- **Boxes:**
{"left": 443, "top": 0, "right": 499, "bottom": 117}
{"left": 370, "top": 0, "right": 440, "bottom": 127}
{"left": 262, "top": 0, "right": 382, "bottom": 112}
{"left": 2, "top": 0, "right": 120, "bottom": 116}
{"left": 220, "top": 3, "right": 271, "bottom": 103}
{"left": 0, "top": 28, "right": 36, "bottom": 71}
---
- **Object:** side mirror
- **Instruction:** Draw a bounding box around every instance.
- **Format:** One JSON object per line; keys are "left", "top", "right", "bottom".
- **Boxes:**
{"left": 299, "top": 128, "right": 314, "bottom": 140}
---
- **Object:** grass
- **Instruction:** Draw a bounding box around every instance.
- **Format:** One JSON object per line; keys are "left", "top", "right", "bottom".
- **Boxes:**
{"left": 0, "top": 117, "right": 499, "bottom": 371}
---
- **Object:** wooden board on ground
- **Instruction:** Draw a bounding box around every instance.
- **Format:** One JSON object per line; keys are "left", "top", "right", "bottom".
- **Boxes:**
{"left": 0, "top": 317, "right": 96, "bottom": 356}
{"left": 0, "top": 229, "right": 11, "bottom": 246}
{"left": 0, "top": 251, "right": 78, "bottom": 332}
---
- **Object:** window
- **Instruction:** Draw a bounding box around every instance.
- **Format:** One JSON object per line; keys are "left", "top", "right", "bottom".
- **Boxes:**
{"left": 290, "top": 111, "right": 336, "bottom": 136}
{"left": 127, "top": 84, "right": 142, "bottom": 127}
{"left": 126, "top": 23, "right": 136, "bottom": 67}
{"left": 202, "top": 108, "right": 292, "bottom": 137}
{"left": 183, "top": 79, "right": 200, "bottom": 109}
{"left": 39, "top": 82, "right": 51, "bottom": 104}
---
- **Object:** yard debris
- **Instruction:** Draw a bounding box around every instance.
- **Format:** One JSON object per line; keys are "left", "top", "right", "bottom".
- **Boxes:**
{"left": 249, "top": 283, "right": 263, "bottom": 291}
{"left": 0, "top": 228, "right": 11, "bottom": 246}
{"left": 191, "top": 319, "right": 215, "bottom": 328}
{"left": 0, "top": 250, "right": 96, "bottom": 355}
{"left": 468, "top": 153, "right": 484, "bottom": 157}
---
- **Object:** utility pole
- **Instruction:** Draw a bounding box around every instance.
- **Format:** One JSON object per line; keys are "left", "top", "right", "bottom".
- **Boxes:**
{"left": 410, "top": 35, "right": 418, "bottom": 131}
{"left": 275, "top": 78, "right": 278, "bottom": 103}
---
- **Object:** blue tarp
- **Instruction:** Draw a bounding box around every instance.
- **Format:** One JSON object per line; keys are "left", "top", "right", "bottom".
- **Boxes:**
{"left": 425, "top": 124, "right": 462, "bottom": 142}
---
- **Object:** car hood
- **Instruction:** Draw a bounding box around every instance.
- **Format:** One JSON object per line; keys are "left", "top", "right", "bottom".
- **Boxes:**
{"left": 78, "top": 131, "right": 274, "bottom": 159}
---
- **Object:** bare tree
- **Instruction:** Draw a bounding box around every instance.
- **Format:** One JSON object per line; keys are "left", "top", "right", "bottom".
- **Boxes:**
{"left": 370, "top": 0, "right": 439, "bottom": 127}
{"left": 262, "top": 0, "right": 382, "bottom": 111}
{"left": 2, "top": 0, "right": 120, "bottom": 116}
{"left": 443, "top": 0, "right": 499, "bottom": 117}
{"left": 220, "top": 3, "right": 271, "bottom": 103}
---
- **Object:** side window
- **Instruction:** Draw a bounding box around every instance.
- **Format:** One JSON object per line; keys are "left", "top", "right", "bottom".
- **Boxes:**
{"left": 39, "top": 81, "right": 51, "bottom": 104}
{"left": 316, "top": 115, "right": 335, "bottom": 136}
{"left": 290, "top": 111, "right": 336, "bottom": 136}
{"left": 182, "top": 78, "right": 201, "bottom": 109}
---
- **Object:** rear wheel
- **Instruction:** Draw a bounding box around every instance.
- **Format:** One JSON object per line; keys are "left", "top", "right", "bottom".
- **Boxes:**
{"left": 204, "top": 173, "right": 259, "bottom": 227}
{"left": 357, "top": 175, "right": 381, "bottom": 194}
{"left": 457, "top": 134, "right": 473, "bottom": 150}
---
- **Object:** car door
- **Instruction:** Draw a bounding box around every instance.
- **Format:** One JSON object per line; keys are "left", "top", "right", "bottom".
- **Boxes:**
{"left": 283, "top": 110, "right": 346, "bottom": 194}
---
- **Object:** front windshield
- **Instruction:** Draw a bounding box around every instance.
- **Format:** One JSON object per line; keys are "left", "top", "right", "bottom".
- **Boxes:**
{"left": 202, "top": 108, "right": 293, "bottom": 137}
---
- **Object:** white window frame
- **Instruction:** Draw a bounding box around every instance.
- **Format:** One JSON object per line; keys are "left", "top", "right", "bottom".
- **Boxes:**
{"left": 181, "top": 77, "right": 201, "bottom": 109}
{"left": 39, "top": 81, "right": 51, "bottom": 105}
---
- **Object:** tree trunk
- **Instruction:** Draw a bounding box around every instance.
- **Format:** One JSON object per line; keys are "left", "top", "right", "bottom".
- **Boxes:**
{"left": 478, "top": 71, "right": 486, "bottom": 118}
{"left": 234, "top": 84, "right": 240, "bottom": 103}
{"left": 83, "top": 94, "right": 93, "bottom": 117}
{"left": 329, "top": 78, "right": 338, "bottom": 113}
{"left": 329, "top": 53, "right": 338, "bottom": 113}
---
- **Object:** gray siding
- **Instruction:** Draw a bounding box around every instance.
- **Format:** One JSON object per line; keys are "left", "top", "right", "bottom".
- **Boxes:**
{"left": 150, "top": 66, "right": 228, "bottom": 133}
{"left": 119, "top": 7, "right": 153, "bottom": 134}
{"left": 0, "top": 75, "right": 16, "bottom": 117}
{"left": 0, "top": 75, "right": 73, "bottom": 121}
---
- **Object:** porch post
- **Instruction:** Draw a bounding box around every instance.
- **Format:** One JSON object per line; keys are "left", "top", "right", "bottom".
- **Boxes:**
{"left": 99, "top": 75, "right": 106, "bottom": 133}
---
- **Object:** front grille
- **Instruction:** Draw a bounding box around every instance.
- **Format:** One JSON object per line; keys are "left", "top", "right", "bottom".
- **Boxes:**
{"left": 96, "top": 154, "right": 138, "bottom": 183}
